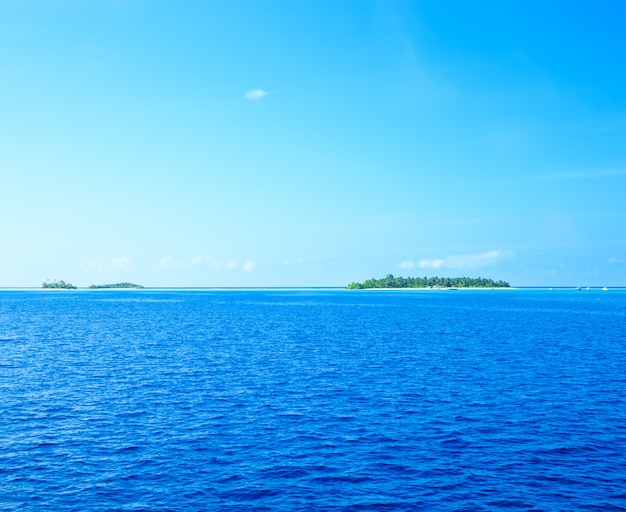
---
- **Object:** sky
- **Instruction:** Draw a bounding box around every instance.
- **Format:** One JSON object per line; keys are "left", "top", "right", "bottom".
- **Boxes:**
{"left": 1, "top": 0, "right": 626, "bottom": 287}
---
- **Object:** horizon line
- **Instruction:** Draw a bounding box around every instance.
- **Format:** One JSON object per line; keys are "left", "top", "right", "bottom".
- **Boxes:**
{"left": 1, "top": 286, "right": 625, "bottom": 290}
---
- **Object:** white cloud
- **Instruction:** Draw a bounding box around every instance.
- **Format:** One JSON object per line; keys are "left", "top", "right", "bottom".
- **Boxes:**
{"left": 158, "top": 256, "right": 257, "bottom": 271}
{"left": 244, "top": 89, "right": 267, "bottom": 100}
{"left": 418, "top": 258, "right": 445, "bottom": 269}
{"left": 80, "top": 260, "right": 104, "bottom": 271}
{"left": 111, "top": 255, "right": 132, "bottom": 271}
{"left": 80, "top": 255, "right": 133, "bottom": 272}
{"left": 158, "top": 256, "right": 174, "bottom": 268}
{"left": 158, "top": 256, "right": 188, "bottom": 269}
{"left": 607, "top": 256, "right": 622, "bottom": 264}
{"left": 192, "top": 255, "right": 224, "bottom": 268}
{"left": 282, "top": 258, "right": 304, "bottom": 266}
{"left": 402, "top": 250, "right": 515, "bottom": 270}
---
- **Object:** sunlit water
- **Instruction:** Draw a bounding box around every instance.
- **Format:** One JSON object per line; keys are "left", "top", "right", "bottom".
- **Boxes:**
{"left": 1, "top": 289, "right": 625, "bottom": 511}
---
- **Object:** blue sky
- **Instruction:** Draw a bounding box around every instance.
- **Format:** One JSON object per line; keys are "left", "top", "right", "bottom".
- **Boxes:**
{"left": 2, "top": 0, "right": 625, "bottom": 287}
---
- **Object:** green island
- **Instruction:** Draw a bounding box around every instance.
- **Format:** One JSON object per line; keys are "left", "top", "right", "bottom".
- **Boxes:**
{"left": 42, "top": 279, "right": 77, "bottom": 289}
{"left": 88, "top": 282, "right": 144, "bottom": 289}
{"left": 347, "top": 275, "right": 510, "bottom": 289}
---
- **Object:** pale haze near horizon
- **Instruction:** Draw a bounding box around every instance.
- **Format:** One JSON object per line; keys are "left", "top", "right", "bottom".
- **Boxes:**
{"left": 1, "top": 1, "right": 625, "bottom": 288}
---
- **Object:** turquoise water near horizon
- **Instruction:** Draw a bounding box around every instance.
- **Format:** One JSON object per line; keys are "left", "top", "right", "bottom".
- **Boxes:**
{"left": 1, "top": 289, "right": 625, "bottom": 510}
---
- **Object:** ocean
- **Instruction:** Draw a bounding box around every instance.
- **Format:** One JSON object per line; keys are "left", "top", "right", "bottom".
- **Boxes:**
{"left": 1, "top": 289, "right": 625, "bottom": 511}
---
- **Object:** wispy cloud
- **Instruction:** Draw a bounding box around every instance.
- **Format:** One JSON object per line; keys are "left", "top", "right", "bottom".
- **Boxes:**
{"left": 282, "top": 258, "right": 305, "bottom": 266}
{"left": 607, "top": 256, "right": 623, "bottom": 264}
{"left": 244, "top": 89, "right": 267, "bottom": 100}
{"left": 111, "top": 256, "right": 132, "bottom": 271}
{"left": 80, "top": 255, "right": 133, "bottom": 272}
{"left": 158, "top": 256, "right": 188, "bottom": 269}
{"left": 399, "top": 250, "right": 515, "bottom": 271}
{"left": 278, "top": 257, "right": 325, "bottom": 270}
{"left": 159, "top": 256, "right": 255, "bottom": 271}
{"left": 80, "top": 261, "right": 104, "bottom": 271}
{"left": 191, "top": 255, "right": 221, "bottom": 268}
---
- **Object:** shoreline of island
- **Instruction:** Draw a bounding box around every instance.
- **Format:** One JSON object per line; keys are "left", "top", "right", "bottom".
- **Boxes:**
{"left": 346, "top": 275, "right": 511, "bottom": 290}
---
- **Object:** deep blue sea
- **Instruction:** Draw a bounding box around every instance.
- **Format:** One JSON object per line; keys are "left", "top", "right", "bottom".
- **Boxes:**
{"left": 1, "top": 289, "right": 625, "bottom": 511}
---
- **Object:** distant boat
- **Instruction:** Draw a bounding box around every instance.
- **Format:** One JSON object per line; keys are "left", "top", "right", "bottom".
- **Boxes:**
{"left": 586, "top": 287, "right": 591, "bottom": 290}
{"left": 575, "top": 287, "right": 581, "bottom": 291}
{"left": 602, "top": 287, "right": 609, "bottom": 291}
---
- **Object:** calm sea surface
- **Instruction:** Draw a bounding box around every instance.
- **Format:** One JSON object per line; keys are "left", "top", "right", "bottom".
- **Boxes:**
{"left": 1, "top": 289, "right": 625, "bottom": 511}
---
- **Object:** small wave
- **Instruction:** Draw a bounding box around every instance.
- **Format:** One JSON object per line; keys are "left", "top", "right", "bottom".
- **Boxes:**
{"left": 2, "top": 288, "right": 625, "bottom": 511}
{"left": 219, "top": 487, "right": 280, "bottom": 502}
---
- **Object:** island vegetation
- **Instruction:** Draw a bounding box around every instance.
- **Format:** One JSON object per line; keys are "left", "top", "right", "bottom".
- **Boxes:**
{"left": 42, "top": 279, "right": 76, "bottom": 289}
{"left": 346, "top": 275, "right": 510, "bottom": 289}
{"left": 88, "top": 282, "right": 144, "bottom": 289}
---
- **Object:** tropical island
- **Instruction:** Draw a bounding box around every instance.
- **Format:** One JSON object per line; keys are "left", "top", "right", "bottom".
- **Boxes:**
{"left": 88, "top": 282, "right": 144, "bottom": 289}
{"left": 346, "top": 275, "right": 510, "bottom": 289}
{"left": 42, "top": 279, "right": 77, "bottom": 289}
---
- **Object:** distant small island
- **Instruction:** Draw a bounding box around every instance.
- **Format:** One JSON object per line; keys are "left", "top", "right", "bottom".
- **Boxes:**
{"left": 88, "top": 282, "right": 144, "bottom": 289}
{"left": 42, "top": 280, "right": 76, "bottom": 289}
{"left": 347, "top": 275, "right": 510, "bottom": 289}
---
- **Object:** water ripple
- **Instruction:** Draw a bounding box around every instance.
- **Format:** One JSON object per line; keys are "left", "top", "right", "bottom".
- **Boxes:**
{"left": 1, "top": 289, "right": 625, "bottom": 510}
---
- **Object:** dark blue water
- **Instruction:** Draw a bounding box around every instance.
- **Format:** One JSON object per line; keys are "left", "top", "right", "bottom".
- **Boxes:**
{"left": 1, "top": 289, "right": 625, "bottom": 511}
